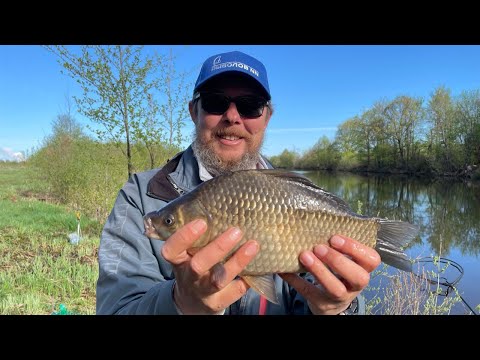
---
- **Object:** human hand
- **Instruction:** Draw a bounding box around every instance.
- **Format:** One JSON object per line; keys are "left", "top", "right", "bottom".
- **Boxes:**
{"left": 280, "top": 235, "right": 381, "bottom": 315}
{"left": 160, "top": 219, "right": 259, "bottom": 315}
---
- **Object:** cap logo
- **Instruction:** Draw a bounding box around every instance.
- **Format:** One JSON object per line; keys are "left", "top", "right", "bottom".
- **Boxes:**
{"left": 213, "top": 56, "right": 221, "bottom": 65}
{"left": 211, "top": 60, "right": 260, "bottom": 77}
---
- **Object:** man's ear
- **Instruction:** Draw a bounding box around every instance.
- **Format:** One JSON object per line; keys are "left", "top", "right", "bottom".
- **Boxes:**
{"left": 189, "top": 101, "right": 197, "bottom": 124}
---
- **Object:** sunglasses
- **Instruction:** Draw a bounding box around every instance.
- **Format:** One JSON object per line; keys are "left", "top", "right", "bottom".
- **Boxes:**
{"left": 193, "top": 92, "right": 268, "bottom": 118}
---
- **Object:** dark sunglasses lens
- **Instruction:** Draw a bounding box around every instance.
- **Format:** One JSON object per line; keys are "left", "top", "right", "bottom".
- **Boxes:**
{"left": 235, "top": 96, "right": 266, "bottom": 118}
{"left": 200, "top": 93, "right": 267, "bottom": 118}
{"left": 201, "top": 94, "right": 229, "bottom": 115}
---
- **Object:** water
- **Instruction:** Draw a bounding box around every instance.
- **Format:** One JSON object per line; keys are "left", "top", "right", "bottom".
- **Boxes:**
{"left": 300, "top": 170, "right": 480, "bottom": 315}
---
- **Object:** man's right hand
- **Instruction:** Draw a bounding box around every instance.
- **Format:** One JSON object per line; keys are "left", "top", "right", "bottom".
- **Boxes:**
{"left": 160, "top": 219, "right": 259, "bottom": 314}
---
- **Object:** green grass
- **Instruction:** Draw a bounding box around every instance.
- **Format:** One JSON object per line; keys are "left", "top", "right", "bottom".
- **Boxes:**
{"left": 0, "top": 163, "right": 48, "bottom": 199}
{"left": 0, "top": 162, "right": 101, "bottom": 314}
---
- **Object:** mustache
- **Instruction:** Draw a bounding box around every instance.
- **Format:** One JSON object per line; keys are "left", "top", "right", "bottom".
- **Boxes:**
{"left": 214, "top": 129, "right": 248, "bottom": 139}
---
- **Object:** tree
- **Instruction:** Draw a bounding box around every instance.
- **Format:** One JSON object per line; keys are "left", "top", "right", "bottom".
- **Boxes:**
{"left": 132, "top": 49, "right": 193, "bottom": 169}
{"left": 455, "top": 89, "right": 480, "bottom": 165}
{"left": 427, "top": 86, "right": 458, "bottom": 170}
{"left": 157, "top": 48, "right": 191, "bottom": 148}
{"left": 270, "top": 149, "right": 298, "bottom": 169}
{"left": 51, "top": 94, "right": 83, "bottom": 140}
{"left": 383, "top": 95, "right": 424, "bottom": 168}
{"left": 45, "top": 45, "right": 159, "bottom": 179}
{"left": 301, "top": 136, "right": 339, "bottom": 170}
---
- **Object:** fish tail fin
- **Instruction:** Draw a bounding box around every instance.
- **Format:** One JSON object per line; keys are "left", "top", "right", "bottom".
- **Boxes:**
{"left": 241, "top": 274, "right": 280, "bottom": 305}
{"left": 375, "top": 220, "right": 419, "bottom": 272}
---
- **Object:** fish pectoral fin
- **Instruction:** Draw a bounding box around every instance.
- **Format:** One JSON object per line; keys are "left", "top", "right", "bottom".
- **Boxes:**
{"left": 241, "top": 274, "right": 279, "bottom": 305}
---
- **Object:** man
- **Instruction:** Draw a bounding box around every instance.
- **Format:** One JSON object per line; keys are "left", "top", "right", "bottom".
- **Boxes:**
{"left": 96, "top": 50, "right": 380, "bottom": 315}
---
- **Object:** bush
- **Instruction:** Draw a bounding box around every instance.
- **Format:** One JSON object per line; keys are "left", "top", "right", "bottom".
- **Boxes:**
{"left": 29, "top": 136, "right": 178, "bottom": 222}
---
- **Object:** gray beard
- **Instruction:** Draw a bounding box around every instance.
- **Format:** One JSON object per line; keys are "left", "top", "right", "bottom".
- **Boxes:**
{"left": 191, "top": 129, "right": 264, "bottom": 177}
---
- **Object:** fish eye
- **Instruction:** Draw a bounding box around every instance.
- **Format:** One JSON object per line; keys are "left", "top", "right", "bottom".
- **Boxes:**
{"left": 164, "top": 214, "right": 175, "bottom": 226}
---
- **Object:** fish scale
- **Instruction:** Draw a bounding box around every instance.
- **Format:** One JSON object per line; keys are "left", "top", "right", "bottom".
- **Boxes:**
{"left": 193, "top": 170, "right": 380, "bottom": 275}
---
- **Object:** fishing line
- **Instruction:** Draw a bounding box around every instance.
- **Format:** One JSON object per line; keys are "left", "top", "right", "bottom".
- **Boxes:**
{"left": 412, "top": 256, "right": 477, "bottom": 315}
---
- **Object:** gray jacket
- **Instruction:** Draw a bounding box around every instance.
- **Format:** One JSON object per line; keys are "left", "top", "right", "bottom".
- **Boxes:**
{"left": 96, "top": 146, "right": 320, "bottom": 315}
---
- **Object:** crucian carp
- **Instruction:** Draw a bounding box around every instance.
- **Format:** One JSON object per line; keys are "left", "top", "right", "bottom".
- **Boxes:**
{"left": 144, "top": 169, "right": 419, "bottom": 304}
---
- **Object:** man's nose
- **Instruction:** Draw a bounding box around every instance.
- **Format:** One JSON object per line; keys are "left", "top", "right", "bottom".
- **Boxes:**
{"left": 223, "top": 102, "right": 241, "bottom": 123}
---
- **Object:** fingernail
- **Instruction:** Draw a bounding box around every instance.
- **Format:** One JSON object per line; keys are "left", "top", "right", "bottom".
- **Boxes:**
{"left": 330, "top": 235, "right": 345, "bottom": 248}
{"left": 244, "top": 241, "right": 258, "bottom": 256}
{"left": 191, "top": 219, "right": 207, "bottom": 234}
{"left": 314, "top": 245, "right": 328, "bottom": 257}
{"left": 228, "top": 227, "right": 243, "bottom": 241}
{"left": 300, "top": 252, "right": 314, "bottom": 266}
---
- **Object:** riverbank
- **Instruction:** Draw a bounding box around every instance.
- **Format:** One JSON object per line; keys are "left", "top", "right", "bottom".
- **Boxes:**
{"left": 291, "top": 165, "right": 480, "bottom": 183}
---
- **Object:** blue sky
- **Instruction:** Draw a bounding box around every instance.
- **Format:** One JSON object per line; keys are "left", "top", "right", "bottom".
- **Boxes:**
{"left": 1, "top": 45, "right": 480, "bottom": 161}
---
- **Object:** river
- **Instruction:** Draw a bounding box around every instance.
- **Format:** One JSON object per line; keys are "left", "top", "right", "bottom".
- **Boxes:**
{"left": 299, "top": 170, "right": 480, "bottom": 315}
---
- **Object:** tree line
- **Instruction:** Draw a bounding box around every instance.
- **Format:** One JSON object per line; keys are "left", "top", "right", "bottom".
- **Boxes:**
{"left": 269, "top": 86, "right": 480, "bottom": 179}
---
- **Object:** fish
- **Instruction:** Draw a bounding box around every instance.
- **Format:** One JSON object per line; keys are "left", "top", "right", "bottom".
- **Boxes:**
{"left": 143, "top": 169, "right": 419, "bottom": 304}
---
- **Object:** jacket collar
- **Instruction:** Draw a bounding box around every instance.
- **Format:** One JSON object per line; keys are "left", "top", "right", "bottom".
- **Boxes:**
{"left": 146, "top": 146, "right": 201, "bottom": 202}
{"left": 146, "top": 150, "right": 185, "bottom": 202}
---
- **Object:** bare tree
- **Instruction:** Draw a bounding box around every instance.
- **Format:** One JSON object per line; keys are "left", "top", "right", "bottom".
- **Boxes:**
{"left": 51, "top": 93, "right": 83, "bottom": 139}
{"left": 156, "top": 48, "right": 192, "bottom": 148}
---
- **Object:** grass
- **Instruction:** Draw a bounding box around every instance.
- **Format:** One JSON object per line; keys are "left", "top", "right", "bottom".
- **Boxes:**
{"left": 365, "top": 258, "right": 471, "bottom": 315}
{"left": 0, "top": 162, "right": 101, "bottom": 314}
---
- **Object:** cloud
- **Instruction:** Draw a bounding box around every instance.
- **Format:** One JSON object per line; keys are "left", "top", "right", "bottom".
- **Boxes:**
{"left": 0, "top": 147, "right": 25, "bottom": 162}
{"left": 267, "top": 127, "right": 337, "bottom": 133}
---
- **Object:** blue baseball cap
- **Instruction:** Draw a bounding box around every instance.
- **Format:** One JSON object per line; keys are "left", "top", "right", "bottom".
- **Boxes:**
{"left": 194, "top": 51, "right": 271, "bottom": 100}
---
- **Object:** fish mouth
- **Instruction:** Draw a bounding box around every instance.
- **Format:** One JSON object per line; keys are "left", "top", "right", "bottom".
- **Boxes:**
{"left": 143, "top": 217, "right": 162, "bottom": 240}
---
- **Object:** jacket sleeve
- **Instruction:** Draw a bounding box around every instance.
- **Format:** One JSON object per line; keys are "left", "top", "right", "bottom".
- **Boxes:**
{"left": 96, "top": 174, "right": 179, "bottom": 315}
{"left": 287, "top": 273, "right": 315, "bottom": 315}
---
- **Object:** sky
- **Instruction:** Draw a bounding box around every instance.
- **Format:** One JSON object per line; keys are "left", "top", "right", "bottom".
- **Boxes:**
{"left": 1, "top": 45, "right": 480, "bottom": 161}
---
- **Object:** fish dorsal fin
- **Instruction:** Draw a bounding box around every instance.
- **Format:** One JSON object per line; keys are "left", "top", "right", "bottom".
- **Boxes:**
{"left": 241, "top": 274, "right": 279, "bottom": 305}
{"left": 255, "top": 169, "right": 318, "bottom": 186}
{"left": 256, "top": 169, "right": 354, "bottom": 214}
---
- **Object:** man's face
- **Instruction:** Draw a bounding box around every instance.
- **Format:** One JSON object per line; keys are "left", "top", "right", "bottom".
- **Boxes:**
{"left": 189, "top": 75, "right": 272, "bottom": 175}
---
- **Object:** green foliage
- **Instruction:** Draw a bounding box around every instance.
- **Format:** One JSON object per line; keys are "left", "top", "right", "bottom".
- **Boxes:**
{"left": 298, "top": 136, "right": 340, "bottom": 170}
{"left": 337, "top": 150, "right": 361, "bottom": 170}
{"left": 29, "top": 136, "right": 178, "bottom": 223}
{"left": 44, "top": 45, "right": 192, "bottom": 179}
{"left": 421, "top": 256, "right": 462, "bottom": 315}
{"left": 0, "top": 166, "right": 100, "bottom": 314}
{"left": 269, "top": 149, "right": 298, "bottom": 169}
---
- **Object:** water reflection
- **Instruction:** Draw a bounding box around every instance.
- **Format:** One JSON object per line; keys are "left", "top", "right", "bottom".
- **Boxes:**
{"left": 302, "top": 170, "right": 480, "bottom": 257}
